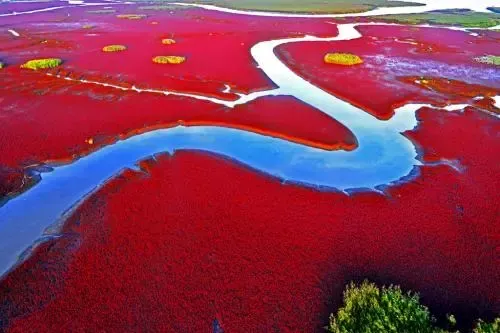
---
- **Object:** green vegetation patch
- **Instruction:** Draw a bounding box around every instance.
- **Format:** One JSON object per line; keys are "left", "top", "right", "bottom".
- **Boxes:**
{"left": 328, "top": 281, "right": 443, "bottom": 333}
{"left": 374, "top": 10, "right": 500, "bottom": 28}
{"left": 475, "top": 55, "right": 500, "bottom": 66}
{"left": 102, "top": 44, "right": 127, "bottom": 52}
{"left": 20, "top": 58, "right": 62, "bottom": 70}
{"left": 0, "top": 62, "right": 4, "bottom": 69}
{"left": 152, "top": 56, "right": 186, "bottom": 64}
{"left": 328, "top": 281, "right": 500, "bottom": 333}
{"left": 139, "top": 0, "right": 424, "bottom": 14}
{"left": 474, "top": 318, "right": 500, "bottom": 333}
{"left": 324, "top": 53, "right": 363, "bottom": 65}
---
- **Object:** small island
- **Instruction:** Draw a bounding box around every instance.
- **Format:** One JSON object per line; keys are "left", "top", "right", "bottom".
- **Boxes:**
{"left": 102, "top": 45, "right": 127, "bottom": 52}
{"left": 324, "top": 53, "right": 363, "bottom": 65}
{"left": 20, "top": 58, "right": 62, "bottom": 70}
{"left": 152, "top": 55, "right": 186, "bottom": 64}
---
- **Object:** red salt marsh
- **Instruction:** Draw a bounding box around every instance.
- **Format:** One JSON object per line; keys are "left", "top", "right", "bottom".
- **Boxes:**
{"left": 0, "top": 68, "right": 355, "bottom": 198}
{"left": 277, "top": 24, "right": 500, "bottom": 119}
{"left": 1, "top": 106, "right": 499, "bottom": 332}
{"left": 0, "top": 5, "right": 339, "bottom": 99}
{"left": 0, "top": 6, "right": 355, "bottom": 199}
{"left": 0, "top": 3, "right": 499, "bottom": 333}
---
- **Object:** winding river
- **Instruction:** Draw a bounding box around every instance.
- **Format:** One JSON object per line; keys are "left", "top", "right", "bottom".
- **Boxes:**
{"left": 0, "top": 0, "right": 498, "bottom": 276}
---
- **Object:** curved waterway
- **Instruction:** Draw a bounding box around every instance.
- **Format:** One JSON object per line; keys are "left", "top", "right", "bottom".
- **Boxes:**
{"left": 0, "top": 2, "right": 495, "bottom": 276}
{"left": 171, "top": 0, "right": 500, "bottom": 17}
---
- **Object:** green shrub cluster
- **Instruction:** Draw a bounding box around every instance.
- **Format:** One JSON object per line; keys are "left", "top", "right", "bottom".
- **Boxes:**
{"left": 328, "top": 281, "right": 499, "bottom": 333}
{"left": 20, "top": 58, "right": 62, "bottom": 70}
{"left": 328, "top": 281, "right": 442, "bottom": 333}
{"left": 474, "top": 319, "right": 500, "bottom": 333}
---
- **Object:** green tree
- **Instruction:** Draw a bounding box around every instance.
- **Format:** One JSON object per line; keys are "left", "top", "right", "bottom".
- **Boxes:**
{"left": 328, "top": 280, "right": 447, "bottom": 333}
{"left": 473, "top": 318, "right": 500, "bottom": 333}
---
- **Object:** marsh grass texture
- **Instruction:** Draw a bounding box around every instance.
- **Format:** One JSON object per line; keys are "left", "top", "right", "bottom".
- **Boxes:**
{"left": 324, "top": 53, "right": 363, "bottom": 65}
{"left": 20, "top": 58, "right": 62, "bottom": 70}
{"left": 152, "top": 56, "right": 186, "bottom": 64}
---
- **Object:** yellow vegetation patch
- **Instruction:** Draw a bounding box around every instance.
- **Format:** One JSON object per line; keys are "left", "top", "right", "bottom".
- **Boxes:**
{"left": 20, "top": 58, "right": 62, "bottom": 70}
{"left": 102, "top": 44, "right": 127, "bottom": 52}
{"left": 116, "top": 14, "right": 146, "bottom": 20}
{"left": 82, "top": 24, "right": 94, "bottom": 29}
{"left": 0, "top": 62, "right": 4, "bottom": 69}
{"left": 324, "top": 53, "right": 363, "bottom": 66}
{"left": 161, "top": 38, "right": 176, "bottom": 45}
{"left": 152, "top": 55, "right": 186, "bottom": 64}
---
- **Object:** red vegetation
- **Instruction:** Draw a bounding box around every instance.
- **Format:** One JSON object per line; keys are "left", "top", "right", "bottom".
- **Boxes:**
{"left": 1, "top": 107, "right": 499, "bottom": 332}
{"left": 0, "top": 4, "right": 499, "bottom": 332}
{"left": 0, "top": 167, "right": 27, "bottom": 201}
{"left": 0, "top": 67, "right": 354, "bottom": 199}
{"left": 0, "top": 5, "right": 354, "bottom": 200}
{"left": 0, "top": 5, "right": 338, "bottom": 99}
{"left": 277, "top": 25, "right": 500, "bottom": 119}
{"left": 400, "top": 76, "right": 500, "bottom": 114}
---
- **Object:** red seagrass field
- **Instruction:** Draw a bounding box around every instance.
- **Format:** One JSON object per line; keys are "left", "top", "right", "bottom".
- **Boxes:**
{"left": 0, "top": 1, "right": 499, "bottom": 332}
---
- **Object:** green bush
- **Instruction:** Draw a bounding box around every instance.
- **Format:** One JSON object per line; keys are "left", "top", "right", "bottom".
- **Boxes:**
{"left": 20, "top": 58, "right": 62, "bottom": 70}
{"left": 328, "top": 281, "right": 445, "bottom": 333}
{"left": 328, "top": 281, "right": 499, "bottom": 333}
{"left": 474, "top": 318, "right": 500, "bottom": 333}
